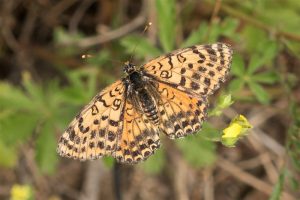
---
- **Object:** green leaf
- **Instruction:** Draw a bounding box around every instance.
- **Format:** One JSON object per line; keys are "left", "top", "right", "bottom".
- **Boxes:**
{"left": 54, "top": 27, "right": 84, "bottom": 44}
{"left": 259, "top": 6, "right": 300, "bottom": 35}
{"left": 63, "top": 69, "right": 98, "bottom": 105}
{"left": 231, "top": 54, "right": 246, "bottom": 77}
{"left": 286, "top": 170, "right": 299, "bottom": 191}
{"left": 141, "top": 148, "right": 165, "bottom": 174}
{"left": 120, "top": 35, "right": 162, "bottom": 59}
{"left": 182, "top": 17, "right": 238, "bottom": 48}
{"left": 269, "top": 170, "right": 286, "bottom": 200}
{"left": 0, "top": 82, "right": 35, "bottom": 111}
{"left": 260, "top": 41, "right": 279, "bottom": 65}
{"left": 102, "top": 157, "right": 115, "bottom": 168}
{"left": 247, "top": 54, "right": 265, "bottom": 75}
{"left": 156, "top": 0, "right": 176, "bottom": 52}
{"left": 0, "top": 140, "right": 17, "bottom": 168}
{"left": 53, "top": 27, "right": 85, "bottom": 56}
{"left": 87, "top": 49, "right": 111, "bottom": 67}
{"left": 35, "top": 122, "right": 58, "bottom": 174}
{"left": 199, "top": 122, "right": 222, "bottom": 142}
{"left": 248, "top": 82, "right": 270, "bottom": 104}
{"left": 22, "top": 72, "right": 42, "bottom": 99}
{"left": 228, "top": 78, "right": 245, "bottom": 92}
{"left": 241, "top": 25, "right": 268, "bottom": 54}
{"left": 284, "top": 39, "right": 300, "bottom": 58}
{"left": 181, "top": 22, "right": 208, "bottom": 48}
{"left": 252, "top": 72, "right": 279, "bottom": 84}
{"left": 221, "top": 18, "right": 239, "bottom": 38}
{"left": 0, "top": 113, "right": 39, "bottom": 145}
{"left": 207, "top": 20, "right": 221, "bottom": 43}
{"left": 176, "top": 135, "right": 216, "bottom": 167}
{"left": 287, "top": 125, "right": 300, "bottom": 170}
{"left": 286, "top": 73, "right": 299, "bottom": 88}
{"left": 209, "top": 94, "right": 234, "bottom": 117}
{"left": 247, "top": 41, "right": 279, "bottom": 75}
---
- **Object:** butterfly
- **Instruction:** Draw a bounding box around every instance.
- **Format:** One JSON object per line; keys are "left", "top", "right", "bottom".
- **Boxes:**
{"left": 57, "top": 43, "right": 233, "bottom": 164}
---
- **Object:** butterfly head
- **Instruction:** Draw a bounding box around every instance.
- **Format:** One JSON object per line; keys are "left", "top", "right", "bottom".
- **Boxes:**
{"left": 123, "top": 61, "right": 137, "bottom": 75}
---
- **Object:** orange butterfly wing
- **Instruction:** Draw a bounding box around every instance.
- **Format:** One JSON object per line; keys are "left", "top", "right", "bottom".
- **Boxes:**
{"left": 114, "top": 100, "right": 160, "bottom": 163}
{"left": 156, "top": 81, "right": 208, "bottom": 139}
{"left": 142, "top": 43, "right": 232, "bottom": 97}
{"left": 57, "top": 80, "right": 126, "bottom": 161}
{"left": 143, "top": 43, "right": 232, "bottom": 138}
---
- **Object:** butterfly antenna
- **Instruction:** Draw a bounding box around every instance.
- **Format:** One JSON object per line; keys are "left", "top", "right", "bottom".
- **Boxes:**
{"left": 81, "top": 54, "right": 92, "bottom": 59}
{"left": 128, "top": 22, "right": 152, "bottom": 63}
{"left": 81, "top": 53, "right": 124, "bottom": 66}
{"left": 108, "top": 59, "right": 124, "bottom": 65}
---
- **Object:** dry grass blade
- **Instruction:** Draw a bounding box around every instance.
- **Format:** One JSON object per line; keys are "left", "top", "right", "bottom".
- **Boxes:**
{"left": 217, "top": 157, "right": 295, "bottom": 200}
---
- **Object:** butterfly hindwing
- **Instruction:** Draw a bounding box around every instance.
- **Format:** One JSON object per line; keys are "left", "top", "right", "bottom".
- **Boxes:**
{"left": 142, "top": 43, "right": 232, "bottom": 97}
{"left": 114, "top": 100, "right": 160, "bottom": 163}
{"left": 156, "top": 82, "right": 208, "bottom": 139}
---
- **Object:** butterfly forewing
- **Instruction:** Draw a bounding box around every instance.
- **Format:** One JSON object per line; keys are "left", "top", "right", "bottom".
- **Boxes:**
{"left": 57, "top": 80, "right": 126, "bottom": 161}
{"left": 142, "top": 43, "right": 232, "bottom": 97}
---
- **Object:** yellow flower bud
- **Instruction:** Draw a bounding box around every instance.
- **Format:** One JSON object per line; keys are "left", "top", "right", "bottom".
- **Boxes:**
{"left": 10, "top": 184, "right": 33, "bottom": 200}
{"left": 221, "top": 115, "right": 252, "bottom": 147}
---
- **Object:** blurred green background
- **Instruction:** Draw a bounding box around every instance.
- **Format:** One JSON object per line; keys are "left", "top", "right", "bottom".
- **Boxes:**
{"left": 0, "top": 0, "right": 300, "bottom": 199}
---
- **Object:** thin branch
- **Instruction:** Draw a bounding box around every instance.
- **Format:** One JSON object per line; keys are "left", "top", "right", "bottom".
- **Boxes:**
{"left": 203, "top": 167, "right": 214, "bottom": 200}
{"left": 210, "top": 0, "right": 222, "bottom": 23}
{"left": 79, "top": 161, "right": 106, "bottom": 200}
{"left": 67, "top": 14, "right": 146, "bottom": 48}
{"left": 205, "top": 0, "right": 222, "bottom": 41}
{"left": 217, "top": 157, "right": 296, "bottom": 200}
{"left": 20, "top": 2, "right": 38, "bottom": 44}
{"left": 69, "top": 0, "right": 95, "bottom": 33}
{"left": 45, "top": 0, "right": 79, "bottom": 25}
{"left": 0, "top": 0, "right": 21, "bottom": 52}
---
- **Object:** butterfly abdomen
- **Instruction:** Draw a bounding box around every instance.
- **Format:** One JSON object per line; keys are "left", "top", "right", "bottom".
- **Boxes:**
{"left": 138, "top": 89, "right": 160, "bottom": 125}
{"left": 128, "top": 71, "right": 160, "bottom": 125}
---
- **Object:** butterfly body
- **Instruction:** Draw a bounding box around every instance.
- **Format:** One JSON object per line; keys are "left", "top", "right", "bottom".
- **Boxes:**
{"left": 57, "top": 43, "right": 233, "bottom": 163}
{"left": 124, "top": 65, "right": 160, "bottom": 125}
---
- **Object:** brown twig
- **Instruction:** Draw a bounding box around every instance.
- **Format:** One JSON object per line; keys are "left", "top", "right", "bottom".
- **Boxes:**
{"left": 67, "top": 14, "right": 146, "bottom": 48}
{"left": 205, "top": 0, "right": 222, "bottom": 41}
{"left": 210, "top": 0, "right": 222, "bottom": 23}
{"left": 146, "top": 0, "right": 157, "bottom": 44}
{"left": 20, "top": 145, "right": 49, "bottom": 199}
{"left": 44, "top": 0, "right": 79, "bottom": 25}
{"left": 20, "top": 2, "right": 38, "bottom": 44}
{"left": 171, "top": 150, "right": 189, "bottom": 200}
{"left": 69, "top": 0, "right": 95, "bottom": 33}
{"left": 79, "top": 161, "right": 107, "bottom": 200}
{"left": 203, "top": 167, "right": 214, "bottom": 200}
{"left": 54, "top": 183, "right": 80, "bottom": 200}
{"left": 0, "top": 186, "right": 10, "bottom": 197}
{"left": 260, "top": 152, "right": 279, "bottom": 184}
{"left": 0, "top": 0, "right": 21, "bottom": 52}
{"left": 237, "top": 153, "right": 271, "bottom": 170}
{"left": 217, "top": 157, "right": 295, "bottom": 200}
{"left": 164, "top": 139, "right": 189, "bottom": 200}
